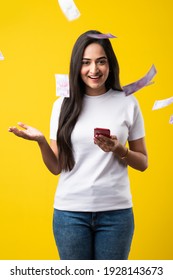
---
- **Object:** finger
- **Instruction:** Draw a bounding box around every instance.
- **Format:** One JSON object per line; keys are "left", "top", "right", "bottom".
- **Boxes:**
{"left": 111, "top": 135, "right": 118, "bottom": 140}
{"left": 9, "top": 126, "right": 27, "bottom": 137}
{"left": 95, "top": 135, "right": 108, "bottom": 143}
{"left": 94, "top": 135, "right": 102, "bottom": 143}
{"left": 97, "top": 135, "right": 107, "bottom": 140}
{"left": 8, "top": 127, "right": 14, "bottom": 132}
{"left": 17, "top": 122, "right": 29, "bottom": 129}
{"left": 10, "top": 127, "right": 22, "bottom": 136}
{"left": 94, "top": 136, "right": 106, "bottom": 146}
{"left": 98, "top": 135, "right": 114, "bottom": 146}
{"left": 8, "top": 126, "right": 18, "bottom": 132}
{"left": 8, "top": 127, "right": 13, "bottom": 132}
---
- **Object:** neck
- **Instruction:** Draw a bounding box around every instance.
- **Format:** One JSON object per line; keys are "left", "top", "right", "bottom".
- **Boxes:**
{"left": 85, "top": 86, "right": 107, "bottom": 96}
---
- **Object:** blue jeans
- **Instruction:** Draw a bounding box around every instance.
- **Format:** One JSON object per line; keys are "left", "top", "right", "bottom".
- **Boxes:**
{"left": 53, "top": 208, "right": 134, "bottom": 260}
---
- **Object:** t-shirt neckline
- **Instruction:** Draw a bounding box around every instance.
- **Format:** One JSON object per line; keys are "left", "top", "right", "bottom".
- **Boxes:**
{"left": 84, "top": 89, "right": 112, "bottom": 99}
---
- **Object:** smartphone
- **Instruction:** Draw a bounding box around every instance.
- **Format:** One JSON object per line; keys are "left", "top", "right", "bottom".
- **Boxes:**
{"left": 94, "top": 128, "right": 111, "bottom": 138}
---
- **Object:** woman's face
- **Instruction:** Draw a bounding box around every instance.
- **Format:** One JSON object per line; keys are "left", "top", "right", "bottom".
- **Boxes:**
{"left": 80, "top": 43, "right": 109, "bottom": 96}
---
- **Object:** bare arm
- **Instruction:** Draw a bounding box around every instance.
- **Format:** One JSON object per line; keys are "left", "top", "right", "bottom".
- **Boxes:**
{"left": 94, "top": 135, "right": 148, "bottom": 172}
{"left": 37, "top": 138, "right": 61, "bottom": 175}
{"left": 8, "top": 122, "right": 61, "bottom": 175}
{"left": 114, "top": 137, "right": 148, "bottom": 171}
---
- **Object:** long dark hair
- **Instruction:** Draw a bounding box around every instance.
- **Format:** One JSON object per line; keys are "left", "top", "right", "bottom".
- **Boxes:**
{"left": 57, "top": 30, "right": 123, "bottom": 172}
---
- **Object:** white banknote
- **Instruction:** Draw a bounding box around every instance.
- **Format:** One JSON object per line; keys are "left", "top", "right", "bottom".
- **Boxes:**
{"left": 55, "top": 74, "right": 69, "bottom": 97}
{"left": 0, "top": 51, "right": 4, "bottom": 60}
{"left": 123, "top": 65, "right": 157, "bottom": 96}
{"left": 169, "top": 115, "right": 173, "bottom": 124}
{"left": 58, "top": 0, "right": 80, "bottom": 21}
{"left": 152, "top": 96, "right": 173, "bottom": 110}
{"left": 87, "top": 33, "right": 116, "bottom": 39}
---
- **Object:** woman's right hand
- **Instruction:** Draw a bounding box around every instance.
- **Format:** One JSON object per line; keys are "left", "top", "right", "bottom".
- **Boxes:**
{"left": 8, "top": 122, "right": 44, "bottom": 143}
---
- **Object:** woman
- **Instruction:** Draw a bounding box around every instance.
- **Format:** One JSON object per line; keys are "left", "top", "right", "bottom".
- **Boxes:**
{"left": 9, "top": 30, "right": 148, "bottom": 260}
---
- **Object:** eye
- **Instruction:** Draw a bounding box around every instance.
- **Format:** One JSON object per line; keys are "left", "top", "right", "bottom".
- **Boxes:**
{"left": 81, "top": 60, "right": 90, "bottom": 65}
{"left": 97, "top": 59, "right": 107, "bottom": 65}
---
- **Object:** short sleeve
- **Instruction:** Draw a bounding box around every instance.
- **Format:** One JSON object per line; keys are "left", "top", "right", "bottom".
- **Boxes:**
{"left": 49, "top": 97, "right": 64, "bottom": 140}
{"left": 128, "top": 98, "right": 145, "bottom": 141}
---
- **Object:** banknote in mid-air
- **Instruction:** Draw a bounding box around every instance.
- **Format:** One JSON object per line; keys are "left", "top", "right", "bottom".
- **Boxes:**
{"left": 55, "top": 74, "right": 69, "bottom": 97}
{"left": 0, "top": 51, "right": 4, "bottom": 60}
{"left": 58, "top": 0, "right": 80, "bottom": 21}
{"left": 123, "top": 65, "right": 157, "bottom": 96}
{"left": 152, "top": 96, "right": 173, "bottom": 110}
{"left": 169, "top": 115, "right": 173, "bottom": 124}
{"left": 87, "top": 33, "right": 117, "bottom": 39}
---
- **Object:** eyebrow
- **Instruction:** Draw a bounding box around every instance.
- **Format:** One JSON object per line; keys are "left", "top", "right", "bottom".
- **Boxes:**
{"left": 82, "top": 56, "right": 107, "bottom": 60}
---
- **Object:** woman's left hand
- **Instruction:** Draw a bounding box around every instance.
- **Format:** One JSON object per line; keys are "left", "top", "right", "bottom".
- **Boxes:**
{"left": 94, "top": 135, "right": 119, "bottom": 152}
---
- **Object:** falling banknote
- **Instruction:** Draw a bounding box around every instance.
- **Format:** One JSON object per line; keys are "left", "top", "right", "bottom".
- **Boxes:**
{"left": 58, "top": 0, "right": 80, "bottom": 21}
{"left": 123, "top": 65, "right": 157, "bottom": 96}
{"left": 169, "top": 115, "right": 173, "bottom": 124}
{"left": 87, "top": 33, "right": 117, "bottom": 39}
{"left": 152, "top": 96, "right": 173, "bottom": 110}
{"left": 0, "top": 51, "right": 4, "bottom": 60}
{"left": 55, "top": 74, "right": 69, "bottom": 97}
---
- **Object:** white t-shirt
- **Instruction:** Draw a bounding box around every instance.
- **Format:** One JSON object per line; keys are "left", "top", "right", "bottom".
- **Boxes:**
{"left": 50, "top": 89, "right": 145, "bottom": 212}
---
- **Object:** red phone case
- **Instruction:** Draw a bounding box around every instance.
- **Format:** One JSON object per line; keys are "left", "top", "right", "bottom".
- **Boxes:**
{"left": 94, "top": 128, "right": 111, "bottom": 138}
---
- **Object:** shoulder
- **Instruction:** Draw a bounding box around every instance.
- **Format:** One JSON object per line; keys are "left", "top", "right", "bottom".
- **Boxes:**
{"left": 126, "top": 94, "right": 140, "bottom": 106}
{"left": 110, "top": 89, "right": 139, "bottom": 106}
{"left": 52, "top": 97, "right": 64, "bottom": 110}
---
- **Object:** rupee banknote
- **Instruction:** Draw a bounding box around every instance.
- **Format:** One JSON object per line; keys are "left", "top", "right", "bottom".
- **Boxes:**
{"left": 169, "top": 115, "right": 173, "bottom": 124}
{"left": 152, "top": 96, "right": 173, "bottom": 110}
{"left": 58, "top": 0, "right": 80, "bottom": 21}
{"left": 0, "top": 51, "right": 4, "bottom": 60}
{"left": 123, "top": 64, "right": 157, "bottom": 96}
{"left": 55, "top": 74, "right": 69, "bottom": 97}
{"left": 87, "top": 33, "right": 117, "bottom": 39}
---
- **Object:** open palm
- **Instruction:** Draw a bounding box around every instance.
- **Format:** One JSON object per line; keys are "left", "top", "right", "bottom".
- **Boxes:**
{"left": 8, "top": 122, "right": 44, "bottom": 142}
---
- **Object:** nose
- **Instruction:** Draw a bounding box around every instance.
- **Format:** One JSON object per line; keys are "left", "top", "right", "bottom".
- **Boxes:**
{"left": 89, "top": 62, "right": 99, "bottom": 74}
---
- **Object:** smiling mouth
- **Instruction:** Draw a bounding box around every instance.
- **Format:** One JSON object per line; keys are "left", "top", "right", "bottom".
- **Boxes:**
{"left": 88, "top": 75, "right": 101, "bottom": 79}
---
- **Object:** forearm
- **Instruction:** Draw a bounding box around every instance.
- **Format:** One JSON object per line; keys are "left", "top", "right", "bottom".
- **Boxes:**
{"left": 114, "top": 144, "right": 148, "bottom": 172}
{"left": 37, "top": 137, "right": 61, "bottom": 175}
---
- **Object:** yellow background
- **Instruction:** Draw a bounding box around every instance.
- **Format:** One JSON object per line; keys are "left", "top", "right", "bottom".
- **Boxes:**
{"left": 0, "top": 0, "right": 173, "bottom": 260}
